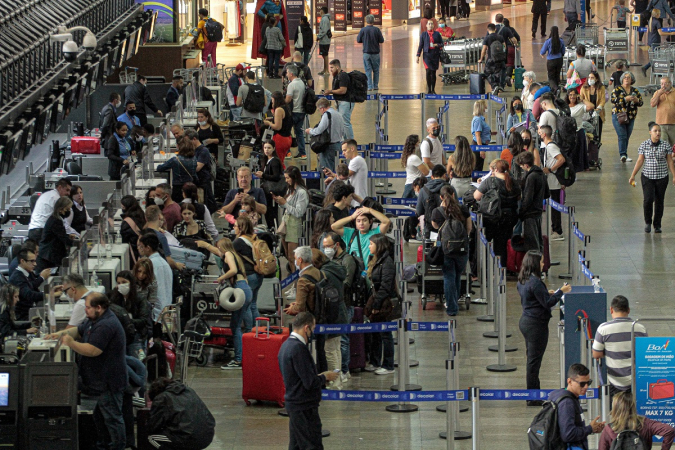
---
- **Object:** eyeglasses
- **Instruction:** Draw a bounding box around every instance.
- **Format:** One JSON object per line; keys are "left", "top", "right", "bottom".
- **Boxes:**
{"left": 572, "top": 379, "right": 593, "bottom": 388}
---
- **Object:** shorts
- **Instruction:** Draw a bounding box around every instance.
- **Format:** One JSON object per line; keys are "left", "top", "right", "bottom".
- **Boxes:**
{"left": 319, "top": 44, "right": 330, "bottom": 57}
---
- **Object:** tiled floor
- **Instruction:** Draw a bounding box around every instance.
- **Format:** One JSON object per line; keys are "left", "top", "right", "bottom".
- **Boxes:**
{"left": 189, "top": 1, "right": 675, "bottom": 448}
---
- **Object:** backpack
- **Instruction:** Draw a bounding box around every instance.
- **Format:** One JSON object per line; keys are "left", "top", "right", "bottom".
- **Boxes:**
{"left": 241, "top": 236, "right": 277, "bottom": 276}
{"left": 527, "top": 391, "right": 576, "bottom": 450}
{"left": 422, "top": 186, "right": 442, "bottom": 219}
{"left": 548, "top": 110, "right": 578, "bottom": 159}
{"left": 204, "top": 18, "right": 223, "bottom": 42}
{"left": 109, "top": 304, "right": 137, "bottom": 346}
{"left": 609, "top": 430, "right": 646, "bottom": 450}
{"left": 490, "top": 39, "right": 506, "bottom": 63}
{"left": 348, "top": 71, "right": 368, "bottom": 103}
{"left": 510, "top": 160, "right": 527, "bottom": 189}
{"left": 303, "top": 86, "right": 318, "bottom": 115}
{"left": 302, "top": 273, "right": 341, "bottom": 324}
{"left": 439, "top": 213, "right": 468, "bottom": 255}
{"left": 347, "top": 232, "right": 370, "bottom": 308}
{"left": 478, "top": 178, "right": 502, "bottom": 222}
{"left": 243, "top": 83, "right": 265, "bottom": 113}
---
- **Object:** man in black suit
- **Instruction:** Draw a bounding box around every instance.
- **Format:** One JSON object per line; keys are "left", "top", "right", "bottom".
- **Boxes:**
{"left": 7, "top": 249, "right": 60, "bottom": 320}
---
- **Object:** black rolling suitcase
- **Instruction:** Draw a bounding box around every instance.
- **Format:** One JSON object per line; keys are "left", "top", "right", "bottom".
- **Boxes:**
{"left": 470, "top": 73, "right": 485, "bottom": 94}
{"left": 349, "top": 306, "right": 366, "bottom": 371}
{"left": 449, "top": 5, "right": 457, "bottom": 17}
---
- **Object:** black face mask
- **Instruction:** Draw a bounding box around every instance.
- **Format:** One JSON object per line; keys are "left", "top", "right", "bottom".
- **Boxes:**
{"left": 127, "top": 110, "right": 136, "bottom": 117}
{"left": 515, "top": 104, "right": 523, "bottom": 111}
{"left": 432, "top": 128, "right": 440, "bottom": 137}
{"left": 523, "top": 138, "right": 531, "bottom": 146}
{"left": 60, "top": 210, "right": 71, "bottom": 219}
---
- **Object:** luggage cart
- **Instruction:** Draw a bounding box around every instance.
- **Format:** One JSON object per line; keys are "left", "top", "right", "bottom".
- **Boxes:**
{"left": 576, "top": 23, "right": 599, "bottom": 46}
{"left": 119, "top": 66, "right": 139, "bottom": 84}
{"left": 648, "top": 44, "right": 675, "bottom": 84}
{"left": 176, "top": 325, "right": 206, "bottom": 385}
{"left": 440, "top": 38, "right": 482, "bottom": 85}
{"left": 603, "top": 28, "right": 630, "bottom": 69}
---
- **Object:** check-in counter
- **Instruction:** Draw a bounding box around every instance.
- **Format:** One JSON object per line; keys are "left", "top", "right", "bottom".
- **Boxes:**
{"left": 86, "top": 258, "right": 121, "bottom": 292}
{"left": 89, "top": 243, "right": 131, "bottom": 272}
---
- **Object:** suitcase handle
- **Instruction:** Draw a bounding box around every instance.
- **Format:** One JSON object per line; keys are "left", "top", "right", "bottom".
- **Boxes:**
{"left": 255, "top": 317, "right": 271, "bottom": 340}
{"left": 656, "top": 379, "right": 670, "bottom": 383}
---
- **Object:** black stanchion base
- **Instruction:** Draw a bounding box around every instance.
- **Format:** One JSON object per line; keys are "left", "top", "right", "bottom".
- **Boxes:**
{"left": 390, "top": 383, "right": 423, "bottom": 391}
{"left": 486, "top": 364, "right": 517, "bottom": 372}
{"left": 550, "top": 260, "right": 560, "bottom": 266}
{"left": 558, "top": 273, "right": 573, "bottom": 279}
{"left": 477, "top": 315, "right": 494, "bottom": 322}
{"left": 407, "top": 287, "right": 414, "bottom": 293}
{"left": 435, "top": 403, "right": 469, "bottom": 413}
{"left": 471, "top": 298, "right": 488, "bottom": 305}
{"left": 386, "top": 403, "right": 419, "bottom": 413}
{"left": 278, "top": 408, "right": 288, "bottom": 417}
{"left": 322, "top": 429, "right": 330, "bottom": 438}
{"left": 483, "top": 331, "right": 512, "bottom": 338}
{"left": 488, "top": 345, "right": 518, "bottom": 352}
{"left": 392, "top": 338, "right": 416, "bottom": 346}
{"left": 439, "top": 431, "right": 472, "bottom": 440}
{"left": 394, "top": 360, "right": 419, "bottom": 368}
{"left": 376, "top": 189, "right": 397, "bottom": 195}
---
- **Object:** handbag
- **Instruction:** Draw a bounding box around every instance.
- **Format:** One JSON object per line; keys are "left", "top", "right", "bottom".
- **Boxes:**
{"left": 365, "top": 295, "right": 393, "bottom": 322}
{"left": 426, "top": 243, "right": 445, "bottom": 266}
{"left": 309, "top": 110, "right": 332, "bottom": 154}
{"left": 262, "top": 178, "right": 288, "bottom": 197}
{"left": 258, "top": 36, "right": 268, "bottom": 55}
{"left": 277, "top": 213, "right": 288, "bottom": 235}
{"left": 616, "top": 111, "right": 629, "bottom": 124}
{"left": 565, "top": 69, "right": 581, "bottom": 90}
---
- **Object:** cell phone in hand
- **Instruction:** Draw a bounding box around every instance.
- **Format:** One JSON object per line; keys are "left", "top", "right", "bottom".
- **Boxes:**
{"left": 238, "top": 188, "right": 244, "bottom": 194}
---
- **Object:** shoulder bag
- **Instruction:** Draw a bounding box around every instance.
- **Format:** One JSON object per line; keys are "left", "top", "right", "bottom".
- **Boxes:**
{"left": 309, "top": 111, "right": 332, "bottom": 154}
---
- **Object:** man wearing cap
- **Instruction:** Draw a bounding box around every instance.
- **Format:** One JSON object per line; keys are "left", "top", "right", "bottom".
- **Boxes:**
{"left": 227, "top": 64, "right": 246, "bottom": 121}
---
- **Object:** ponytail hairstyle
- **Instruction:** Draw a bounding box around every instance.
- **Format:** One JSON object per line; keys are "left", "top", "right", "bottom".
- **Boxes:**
{"left": 490, "top": 159, "right": 513, "bottom": 191}
{"left": 401, "top": 134, "right": 420, "bottom": 168}
{"left": 440, "top": 185, "right": 465, "bottom": 224}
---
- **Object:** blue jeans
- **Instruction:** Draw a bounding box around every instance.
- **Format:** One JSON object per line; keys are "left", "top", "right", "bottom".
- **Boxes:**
{"left": 443, "top": 253, "right": 469, "bottom": 316}
{"left": 369, "top": 331, "right": 395, "bottom": 370}
{"left": 243, "top": 272, "right": 263, "bottom": 332}
{"left": 611, "top": 114, "right": 635, "bottom": 158}
{"left": 230, "top": 106, "right": 242, "bottom": 121}
{"left": 267, "top": 49, "right": 281, "bottom": 76}
{"left": 340, "top": 305, "right": 354, "bottom": 373}
{"left": 292, "top": 112, "right": 306, "bottom": 156}
{"left": 82, "top": 390, "right": 126, "bottom": 450}
{"left": 230, "top": 279, "right": 253, "bottom": 362}
{"left": 319, "top": 142, "right": 339, "bottom": 172}
{"left": 363, "top": 53, "right": 381, "bottom": 90}
{"left": 402, "top": 183, "right": 415, "bottom": 198}
{"left": 337, "top": 101, "right": 355, "bottom": 140}
{"left": 565, "top": 12, "right": 578, "bottom": 24}
{"left": 301, "top": 50, "right": 311, "bottom": 65}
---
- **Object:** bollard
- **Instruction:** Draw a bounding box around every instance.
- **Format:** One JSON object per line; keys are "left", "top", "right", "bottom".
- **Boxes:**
{"left": 477, "top": 241, "right": 495, "bottom": 323}
{"left": 486, "top": 282, "right": 517, "bottom": 372}
{"left": 389, "top": 317, "right": 422, "bottom": 393}
{"left": 559, "top": 206, "right": 576, "bottom": 279}
{"left": 394, "top": 290, "right": 418, "bottom": 367}
{"left": 488, "top": 267, "right": 517, "bottom": 352}
{"left": 601, "top": 384, "right": 610, "bottom": 422}
{"left": 471, "top": 387, "right": 480, "bottom": 450}
{"left": 386, "top": 319, "right": 420, "bottom": 413}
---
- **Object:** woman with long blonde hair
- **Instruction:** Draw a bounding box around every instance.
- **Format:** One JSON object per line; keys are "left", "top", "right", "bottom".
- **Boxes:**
{"left": 447, "top": 135, "right": 476, "bottom": 197}
{"left": 598, "top": 391, "right": 674, "bottom": 450}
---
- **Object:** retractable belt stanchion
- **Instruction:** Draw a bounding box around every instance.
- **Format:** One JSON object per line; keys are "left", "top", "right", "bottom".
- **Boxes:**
{"left": 487, "top": 268, "right": 517, "bottom": 372}
{"left": 390, "top": 282, "right": 421, "bottom": 391}
{"left": 596, "top": 358, "right": 610, "bottom": 423}
{"left": 546, "top": 199, "right": 560, "bottom": 267}
{"left": 439, "top": 358, "right": 457, "bottom": 449}
{"left": 488, "top": 262, "right": 517, "bottom": 353}
{"left": 394, "top": 280, "right": 417, "bottom": 366}
{"left": 439, "top": 340, "right": 472, "bottom": 441}
{"left": 477, "top": 240, "right": 494, "bottom": 323}
{"left": 559, "top": 205, "right": 575, "bottom": 279}
{"left": 484, "top": 256, "right": 513, "bottom": 341}
{"left": 471, "top": 387, "right": 480, "bottom": 450}
{"left": 472, "top": 214, "right": 487, "bottom": 305}
{"left": 437, "top": 320, "right": 469, "bottom": 414}
{"left": 558, "top": 321, "right": 566, "bottom": 388}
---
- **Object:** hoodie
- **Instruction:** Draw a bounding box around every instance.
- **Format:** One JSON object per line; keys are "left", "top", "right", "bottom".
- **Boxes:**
{"left": 520, "top": 165, "right": 549, "bottom": 220}
{"left": 415, "top": 178, "right": 449, "bottom": 218}
{"left": 320, "top": 260, "right": 348, "bottom": 337}
{"left": 548, "top": 389, "right": 592, "bottom": 450}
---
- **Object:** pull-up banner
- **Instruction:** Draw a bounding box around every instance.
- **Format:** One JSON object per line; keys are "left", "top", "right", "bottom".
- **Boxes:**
{"left": 334, "top": 0, "right": 347, "bottom": 31}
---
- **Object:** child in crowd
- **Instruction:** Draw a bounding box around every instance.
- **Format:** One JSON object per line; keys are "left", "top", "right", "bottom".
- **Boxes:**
{"left": 612, "top": 0, "right": 630, "bottom": 29}
{"left": 225, "top": 195, "right": 260, "bottom": 227}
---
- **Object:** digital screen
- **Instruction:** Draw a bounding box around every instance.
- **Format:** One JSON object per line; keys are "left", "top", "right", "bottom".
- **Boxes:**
{"left": 89, "top": 63, "right": 100, "bottom": 92}
{"left": 31, "top": 374, "right": 70, "bottom": 405}
{"left": 109, "top": 46, "right": 120, "bottom": 71}
{"left": 37, "top": 105, "right": 51, "bottom": 145}
{"left": 23, "top": 117, "right": 36, "bottom": 158}
{"left": 0, "top": 373, "right": 8, "bottom": 407}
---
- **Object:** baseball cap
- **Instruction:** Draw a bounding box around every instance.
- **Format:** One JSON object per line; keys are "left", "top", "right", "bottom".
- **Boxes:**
{"left": 235, "top": 63, "right": 245, "bottom": 71}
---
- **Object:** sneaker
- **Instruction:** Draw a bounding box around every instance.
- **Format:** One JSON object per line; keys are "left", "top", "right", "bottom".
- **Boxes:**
{"left": 550, "top": 232, "right": 565, "bottom": 241}
{"left": 621, "top": 156, "right": 627, "bottom": 163}
{"left": 340, "top": 372, "right": 351, "bottom": 383}
{"left": 296, "top": 154, "right": 307, "bottom": 159}
{"left": 374, "top": 367, "right": 395, "bottom": 375}
{"left": 625, "top": 157, "right": 633, "bottom": 162}
{"left": 364, "top": 364, "right": 379, "bottom": 372}
{"left": 221, "top": 360, "right": 241, "bottom": 370}
{"left": 327, "top": 380, "right": 343, "bottom": 390}
{"left": 285, "top": 152, "right": 293, "bottom": 158}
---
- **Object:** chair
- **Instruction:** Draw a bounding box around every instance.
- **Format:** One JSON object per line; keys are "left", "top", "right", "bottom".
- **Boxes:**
{"left": 29, "top": 193, "right": 40, "bottom": 212}
{"left": 65, "top": 161, "right": 82, "bottom": 175}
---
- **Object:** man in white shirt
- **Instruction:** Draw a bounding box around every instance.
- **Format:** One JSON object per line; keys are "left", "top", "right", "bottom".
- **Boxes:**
{"left": 420, "top": 118, "right": 446, "bottom": 169}
{"left": 325, "top": 139, "right": 368, "bottom": 207}
{"left": 137, "top": 231, "right": 173, "bottom": 322}
{"left": 538, "top": 93, "right": 559, "bottom": 133}
{"left": 62, "top": 273, "right": 93, "bottom": 328}
{"left": 284, "top": 65, "right": 308, "bottom": 159}
{"left": 539, "top": 125, "right": 566, "bottom": 241}
{"left": 28, "top": 178, "right": 74, "bottom": 242}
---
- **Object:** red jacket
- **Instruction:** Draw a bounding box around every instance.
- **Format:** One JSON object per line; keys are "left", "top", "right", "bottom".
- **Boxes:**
{"left": 598, "top": 418, "right": 674, "bottom": 450}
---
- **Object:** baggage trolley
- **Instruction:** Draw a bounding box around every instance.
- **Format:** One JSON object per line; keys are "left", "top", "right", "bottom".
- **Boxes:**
{"left": 575, "top": 22, "right": 599, "bottom": 46}
{"left": 176, "top": 326, "right": 206, "bottom": 385}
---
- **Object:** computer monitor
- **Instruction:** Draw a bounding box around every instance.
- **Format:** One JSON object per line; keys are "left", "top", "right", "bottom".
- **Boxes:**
{"left": 88, "top": 62, "right": 100, "bottom": 94}
{"left": 22, "top": 362, "right": 77, "bottom": 415}
{"left": 126, "top": 29, "right": 138, "bottom": 60}
{"left": 0, "top": 366, "right": 19, "bottom": 414}
{"left": 20, "top": 117, "right": 36, "bottom": 159}
{"left": 36, "top": 103, "right": 51, "bottom": 145}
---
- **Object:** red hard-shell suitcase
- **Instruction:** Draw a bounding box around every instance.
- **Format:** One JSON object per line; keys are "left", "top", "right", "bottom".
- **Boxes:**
{"left": 349, "top": 307, "right": 366, "bottom": 371}
{"left": 649, "top": 379, "right": 675, "bottom": 400}
{"left": 71, "top": 136, "right": 101, "bottom": 154}
{"left": 242, "top": 318, "right": 289, "bottom": 407}
{"left": 506, "top": 239, "right": 526, "bottom": 273}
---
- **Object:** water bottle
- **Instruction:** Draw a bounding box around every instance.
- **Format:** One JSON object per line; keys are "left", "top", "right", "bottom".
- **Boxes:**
{"left": 592, "top": 278, "right": 602, "bottom": 293}
{"left": 115, "top": 231, "right": 122, "bottom": 245}
{"left": 105, "top": 241, "right": 113, "bottom": 260}
{"left": 91, "top": 270, "right": 100, "bottom": 288}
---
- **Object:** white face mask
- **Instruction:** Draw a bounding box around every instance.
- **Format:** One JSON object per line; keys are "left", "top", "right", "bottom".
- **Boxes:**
{"left": 154, "top": 196, "right": 165, "bottom": 206}
{"left": 118, "top": 283, "right": 131, "bottom": 296}
{"left": 324, "top": 247, "right": 335, "bottom": 260}
{"left": 523, "top": 80, "right": 529, "bottom": 88}
{"left": 588, "top": 79, "right": 596, "bottom": 86}
{"left": 136, "top": 136, "right": 144, "bottom": 142}
{"left": 198, "top": 120, "right": 207, "bottom": 126}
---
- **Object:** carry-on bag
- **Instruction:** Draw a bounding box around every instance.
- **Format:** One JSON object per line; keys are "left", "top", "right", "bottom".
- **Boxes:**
{"left": 506, "top": 239, "right": 526, "bottom": 273}
{"left": 649, "top": 379, "right": 675, "bottom": 400}
{"left": 242, "top": 318, "right": 290, "bottom": 407}
{"left": 71, "top": 136, "right": 101, "bottom": 154}
{"left": 470, "top": 73, "right": 485, "bottom": 95}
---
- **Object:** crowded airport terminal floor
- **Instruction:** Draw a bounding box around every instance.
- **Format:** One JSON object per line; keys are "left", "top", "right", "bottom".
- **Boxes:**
{"left": 3, "top": 0, "right": 675, "bottom": 448}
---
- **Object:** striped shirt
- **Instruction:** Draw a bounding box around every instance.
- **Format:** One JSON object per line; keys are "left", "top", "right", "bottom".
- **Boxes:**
{"left": 593, "top": 317, "right": 648, "bottom": 390}
{"left": 638, "top": 139, "right": 672, "bottom": 180}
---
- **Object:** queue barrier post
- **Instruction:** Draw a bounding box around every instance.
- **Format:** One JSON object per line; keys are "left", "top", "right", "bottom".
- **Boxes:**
{"left": 394, "top": 280, "right": 418, "bottom": 365}
{"left": 473, "top": 214, "right": 488, "bottom": 305}
{"left": 558, "top": 321, "right": 566, "bottom": 388}
{"left": 477, "top": 240, "right": 494, "bottom": 323}
{"left": 487, "top": 273, "right": 517, "bottom": 373}
{"left": 559, "top": 205, "right": 576, "bottom": 279}
{"left": 594, "top": 358, "right": 610, "bottom": 423}
{"left": 439, "top": 358, "right": 457, "bottom": 448}
{"left": 488, "top": 265, "right": 517, "bottom": 353}
{"left": 386, "top": 318, "right": 420, "bottom": 413}
{"left": 579, "top": 317, "right": 594, "bottom": 415}
{"left": 485, "top": 253, "right": 500, "bottom": 336}
{"left": 437, "top": 320, "right": 468, "bottom": 414}
{"left": 471, "top": 387, "right": 480, "bottom": 450}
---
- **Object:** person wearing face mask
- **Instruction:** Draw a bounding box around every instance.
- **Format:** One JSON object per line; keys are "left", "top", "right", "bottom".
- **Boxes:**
{"left": 580, "top": 71, "right": 607, "bottom": 138}
{"left": 100, "top": 93, "right": 121, "bottom": 142}
{"left": 436, "top": 18, "right": 455, "bottom": 39}
{"left": 194, "top": 108, "right": 224, "bottom": 160}
{"left": 420, "top": 118, "right": 446, "bottom": 169}
{"left": 106, "top": 122, "right": 133, "bottom": 181}
{"left": 401, "top": 134, "right": 430, "bottom": 198}
{"left": 520, "top": 129, "right": 541, "bottom": 167}
{"left": 629, "top": 123, "right": 675, "bottom": 233}
{"left": 649, "top": 77, "right": 675, "bottom": 146}
{"left": 521, "top": 72, "right": 536, "bottom": 107}
{"left": 65, "top": 184, "right": 93, "bottom": 234}
{"left": 117, "top": 101, "right": 141, "bottom": 131}
{"left": 110, "top": 270, "right": 151, "bottom": 360}
{"left": 471, "top": 100, "right": 491, "bottom": 170}
{"left": 152, "top": 184, "right": 183, "bottom": 232}
{"left": 61, "top": 273, "right": 92, "bottom": 329}
{"left": 506, "top": 97, "right": 537, "bottom": 141}
{"left": 37, "top": 196, "right": 76, "bottom": 272}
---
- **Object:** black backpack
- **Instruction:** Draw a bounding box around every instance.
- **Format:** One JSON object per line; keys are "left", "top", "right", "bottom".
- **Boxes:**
{"left": 243, "top": 83, "right": 265, "bottom": 114}
{"left": 348, "top": 71, "right": 368, "bottom": 103}
{"left": 303, "top": 86, "right": 318, "bottom": 115}
{"left": 109, "top": 304, "right": 137, "bottom": 346}
{"left": 527, "top": 391, "right": 575, "bottom": 450}
{"left": 609, "top": 430, "right": 646, "bottom": 450}
{"left": 347, "top": 232, "right": 370, "bottom": 308}
{"left": 478, "top": 178, "right": 502, "bottom": 222}
{"left": 204, "top": 18, "right": 223, "bottom": 42}
{"left": 422, "top": 186, "right": 442, "bottom": 220}
{"left": 302, "top": 273, "right": 341, "bottom": 324}
{"left": 490, "top": 39, "right": 506, "bottom": 63}
{"left": 439, "top": 213, "right": 468, "bottom": 255}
